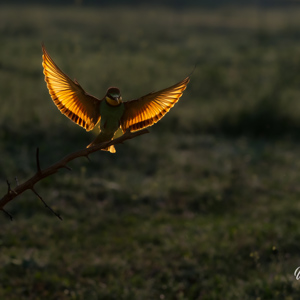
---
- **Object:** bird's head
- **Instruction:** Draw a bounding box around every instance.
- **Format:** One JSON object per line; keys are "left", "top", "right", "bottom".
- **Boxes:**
{"left": 105, "top": 87, "right": 122, "bottom": 106}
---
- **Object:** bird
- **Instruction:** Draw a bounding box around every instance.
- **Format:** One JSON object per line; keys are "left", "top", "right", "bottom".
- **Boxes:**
{"left": 42, "top": 45, "right": 190, "bottom": 153}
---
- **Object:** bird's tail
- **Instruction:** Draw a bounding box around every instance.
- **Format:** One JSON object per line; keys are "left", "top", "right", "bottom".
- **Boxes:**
{"left": 105, "top": 145, "right": 116, "bottom": 153}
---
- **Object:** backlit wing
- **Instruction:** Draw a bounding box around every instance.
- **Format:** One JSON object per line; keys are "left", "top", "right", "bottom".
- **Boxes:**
{"left": 42, "top": 45, "right": 101, "bottom": 131}
{"left": 120, "top": 76, "right": 190, "bottom": 132}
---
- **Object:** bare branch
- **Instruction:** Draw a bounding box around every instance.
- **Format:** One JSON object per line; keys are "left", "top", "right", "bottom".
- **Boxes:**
{"left": 0, "top": 129, "right": 149, "bottom": 215}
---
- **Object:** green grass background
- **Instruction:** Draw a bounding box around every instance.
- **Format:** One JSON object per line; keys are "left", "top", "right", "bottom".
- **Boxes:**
{"left": 1, "top": 3, "right": 300, "bottom": 299}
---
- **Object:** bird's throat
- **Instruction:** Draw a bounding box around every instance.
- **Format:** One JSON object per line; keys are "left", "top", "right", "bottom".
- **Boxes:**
{"left": 105, "top": 96, "right": 121, "bottom": 106}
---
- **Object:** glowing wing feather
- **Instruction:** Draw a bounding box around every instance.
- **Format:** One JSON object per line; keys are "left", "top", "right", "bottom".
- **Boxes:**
{"left": 42, "top": 45, "right": 101, "bottom": 131}
{"left": 120, "top": 76, "right": 190, "bottom": 132}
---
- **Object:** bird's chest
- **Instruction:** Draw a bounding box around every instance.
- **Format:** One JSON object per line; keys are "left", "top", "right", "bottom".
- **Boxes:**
{"left": 100, "top": 102, "right": 125, "bottom": 132}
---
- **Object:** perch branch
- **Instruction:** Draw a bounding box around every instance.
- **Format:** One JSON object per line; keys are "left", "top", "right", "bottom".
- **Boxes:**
{"left": 0, "top": 129, "right": 149, "bottom": 217}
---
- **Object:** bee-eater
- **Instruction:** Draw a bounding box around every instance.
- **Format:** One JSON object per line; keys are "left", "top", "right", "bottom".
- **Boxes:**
{"left": 42, "top": 45, "right": 190, "bottom": 153}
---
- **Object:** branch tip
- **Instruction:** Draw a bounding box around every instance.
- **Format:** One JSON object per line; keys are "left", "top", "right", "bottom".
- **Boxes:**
{"left": 6, "top": 179, "right": 17, "bottom": 195}
{"left": 36, "top": 147, "right": 41, "bottom": 173}
{"left": 6, "top": 179, "right": 10, "bottom": 194}
{"left": 32, "top": 188, "right": 62, "bottom": 221}
{"left": 2, "top": 208, "right": 13, "bottom": 221}
{"left": 63, "top": 165, "right": 72, "bottom": 171}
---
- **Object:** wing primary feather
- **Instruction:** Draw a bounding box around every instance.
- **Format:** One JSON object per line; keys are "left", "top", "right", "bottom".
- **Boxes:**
{"left": 42, "top": 44, "right": 102, "bottom": 131}
{"left": 120, "top": 76, "right": 190, "bottom": 133}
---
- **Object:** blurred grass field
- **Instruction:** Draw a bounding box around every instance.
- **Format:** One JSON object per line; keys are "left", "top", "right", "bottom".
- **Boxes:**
{"left": 1, "top": 3, "right": 300, "bottom": 299}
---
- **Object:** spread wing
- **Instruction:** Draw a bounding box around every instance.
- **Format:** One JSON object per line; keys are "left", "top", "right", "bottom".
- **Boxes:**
{"left": 42, "top": 45, "right": 101, "bottom": 131}
{"left": 120, "top": 76, "right": 190, "bottom": 132}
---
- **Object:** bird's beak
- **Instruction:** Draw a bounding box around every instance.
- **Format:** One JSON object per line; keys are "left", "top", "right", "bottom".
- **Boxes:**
{"left": 115, "top": 95, "right": 122, "bottom": 103}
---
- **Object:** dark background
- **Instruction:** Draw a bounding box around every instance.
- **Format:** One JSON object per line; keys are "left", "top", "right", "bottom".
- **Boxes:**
{"left": 1, "top": 1, "right": 300, "bottom": 299}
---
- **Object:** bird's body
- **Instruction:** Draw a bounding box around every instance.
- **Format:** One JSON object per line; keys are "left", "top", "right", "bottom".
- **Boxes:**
{"left": 42, "top": 45, "right": 190, "bottom": 153}
{"left": 88, "top": 99, "right": 125, "bottom": 152}
{"left": 99, "top": 99, "right": 125, "bottom": 139}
